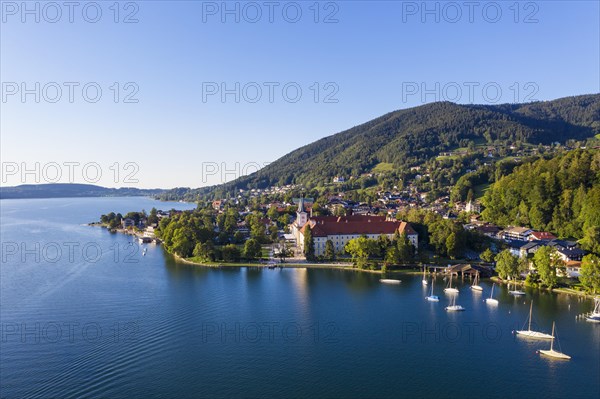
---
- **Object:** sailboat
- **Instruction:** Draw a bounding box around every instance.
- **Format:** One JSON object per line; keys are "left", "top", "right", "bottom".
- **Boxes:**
{"left": 422, "top": 266, "right": 428, "bottom": 286}
{"left": 470, "top": 272, "right": 483, "bottom": 292}
{"left": 516, "top": 301, "right": 554, "bottom": 339}
{"left": 425, "top": 279, "right": 439, "bottom": 302}
{"left": 445, "top": 295, "right": 465, "bottom": 311}
{"left": 538, "top": 322, "right": 571, "bottom": 360}
{"left": 585, "top": 297, "right": 600, "bottom": 323}
{"left": 380, "top": 279, "right": 401, "bottom": 285}
{"left": 485, "top": 283, "right": 499, "bottom": 305}
{"left": 508, "top": 280, "right": 525, "bottom": 296}
{"left": 444, "top": 275, "right": 459, "bottom": 294}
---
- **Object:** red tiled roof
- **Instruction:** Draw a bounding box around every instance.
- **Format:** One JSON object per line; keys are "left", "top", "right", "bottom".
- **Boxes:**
{"left": 530, "top": 231, "right": 557, "bottom": 240}
{"left": 399, "top": 221, "right": 417, "bottom": 236}
{"left": 300, "top": 215, "right": 417, "bottom": 238}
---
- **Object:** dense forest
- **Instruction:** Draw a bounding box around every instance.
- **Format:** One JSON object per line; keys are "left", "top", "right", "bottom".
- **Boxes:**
{"left": 157, "top": 94, "right": 600, "bottom": 201}
{"left": 481, "top": 149, "right": 600, "bottom": 248}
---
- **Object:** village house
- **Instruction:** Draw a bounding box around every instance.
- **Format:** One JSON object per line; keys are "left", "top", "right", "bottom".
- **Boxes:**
{"left": 122, "top": 218, "right": 135, "bottom": 228}
{"left": 555, "top": 246, "right": 586, "bottom": 262}
{"left": 520, "top": 241, "right": 542, "bottom": 258}
{"left": 501, "top": 226, "right": 533, "bottom": 241}
{"left": 475, "top": 224, "right": 501, "bottom": 238}
{"left": 565, "top": 261, "right": 582, "bottom": 278}
{"left": 465, "top": 200, "right": 481, "bottom": 214}
{"left": 528, "top": 231, "right": 557, "bottom": 241}
{"left": 506, "top": 240, "right": 529, "bottom": 258}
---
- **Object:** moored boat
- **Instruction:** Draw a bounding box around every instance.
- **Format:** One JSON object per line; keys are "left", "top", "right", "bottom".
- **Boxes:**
{"left": 485, "top": 283, "right": 499, "bottom": 305}
{"left": 516, "top": 301, "right": 554, "bottom": 340}
{"left": 539, "top": 322, "right": 571, "bottom": 360}
{"left": 445, "top": 295, "right": 465, "bottom": 311}
{"left": 508, "top": 282, "right": 525, "bottom": 296}
{"left": 444, "top": 275, "right": 459, "bottom": 294}
{"left": 426, "top": 279, "right": 439, "bottom": 302}
{"left": 471, "top": 272, "right": 483, "bottom": 292}
{"left": 585, "top": 297, "right": 600, "bottom": 323}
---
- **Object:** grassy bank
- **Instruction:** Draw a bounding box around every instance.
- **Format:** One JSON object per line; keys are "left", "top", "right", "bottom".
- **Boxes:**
{"left": 490, "top": 276, "right": 596, "bottom": 299}
{"left": 174, "top": 255, "right": 430, "bottom": 275}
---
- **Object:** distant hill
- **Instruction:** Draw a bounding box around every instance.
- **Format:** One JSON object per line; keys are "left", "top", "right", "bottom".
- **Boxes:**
{"left": 158, "top": 94, "right": 600, "bottom": 201}
{"left": 0, "top": 184, "right": 165, "bottom": 199}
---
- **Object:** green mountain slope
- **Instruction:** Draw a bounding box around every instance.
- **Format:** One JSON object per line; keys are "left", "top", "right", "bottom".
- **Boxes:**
{"left": 161, "top": 94, "right": 600, "bottom": 200}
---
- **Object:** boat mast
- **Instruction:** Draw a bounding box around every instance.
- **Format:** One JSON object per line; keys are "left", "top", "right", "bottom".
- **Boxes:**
{"left": 550, "top": 322, "right": 555, "bottom": 350}
{"left": 528, "top": 301, "right": 533, "bottom": 331}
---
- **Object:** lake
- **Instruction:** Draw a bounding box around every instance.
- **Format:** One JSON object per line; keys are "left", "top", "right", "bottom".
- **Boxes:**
{"left": 1, "top": 198, "right": 599, "bottom": 398}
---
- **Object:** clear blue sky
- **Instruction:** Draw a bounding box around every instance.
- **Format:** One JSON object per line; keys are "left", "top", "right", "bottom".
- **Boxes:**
{"left": 1, "top": 1, "right": 599, "bottom": 188}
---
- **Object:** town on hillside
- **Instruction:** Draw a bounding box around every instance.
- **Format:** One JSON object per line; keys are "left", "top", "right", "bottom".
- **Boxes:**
{"left": 97, "top": 144, "right": 600, "bottom": 295}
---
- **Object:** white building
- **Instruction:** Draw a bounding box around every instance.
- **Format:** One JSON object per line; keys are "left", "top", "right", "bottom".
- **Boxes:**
{"left": 291, "top": 200, "right": 418, "bottom": 257}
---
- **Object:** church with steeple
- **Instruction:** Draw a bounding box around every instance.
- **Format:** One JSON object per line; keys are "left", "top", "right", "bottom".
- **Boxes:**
{"left": 290, "top": 197, "right": 310, "bottom": 245}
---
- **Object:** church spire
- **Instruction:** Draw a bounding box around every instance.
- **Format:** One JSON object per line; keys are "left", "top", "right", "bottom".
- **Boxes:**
{"left": 298, "top": 197, "right": 305, "bottom": 213}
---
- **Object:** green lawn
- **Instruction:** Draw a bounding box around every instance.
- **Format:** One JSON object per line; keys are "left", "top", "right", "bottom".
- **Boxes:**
{"left": 372, "top": 162, "right": 394, "bottom": 173}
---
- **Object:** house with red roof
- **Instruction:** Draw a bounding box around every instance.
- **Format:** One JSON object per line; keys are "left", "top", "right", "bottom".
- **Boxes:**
{"left": 528, "top": 231, "right": 558, "bottom": 241}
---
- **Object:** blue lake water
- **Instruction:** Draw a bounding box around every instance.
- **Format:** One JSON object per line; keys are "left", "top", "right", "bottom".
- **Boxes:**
{"left": 1, "top": 197, "right": 599, "bottom": 398}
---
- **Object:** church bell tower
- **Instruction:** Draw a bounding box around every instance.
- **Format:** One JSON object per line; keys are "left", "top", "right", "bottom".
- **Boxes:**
{"left": 296, "top": 197, "right": 308, "bottom": 228}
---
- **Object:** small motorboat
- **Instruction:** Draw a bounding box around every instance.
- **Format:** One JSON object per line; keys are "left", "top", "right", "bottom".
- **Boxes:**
{"left": 508, "top": 283, "right": 525, "bottom": 296}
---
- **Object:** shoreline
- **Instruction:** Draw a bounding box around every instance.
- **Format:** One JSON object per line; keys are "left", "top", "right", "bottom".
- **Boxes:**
{"left": 172, "top": 254, "right": 429, "bottom": 275}
{"left": 175, "top": 256, "right": 597, "bottom": 298}
{"left": 490, "top": 276, "right": 597, "bottom": 299}
{"left": 94, "top": 223, "right": 597, "bottom": 300}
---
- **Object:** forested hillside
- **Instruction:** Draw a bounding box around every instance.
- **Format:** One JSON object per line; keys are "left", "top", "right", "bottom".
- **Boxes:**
{"left": 481, "top": 149, "right": 600, "bottom": 245}
{"left": 159, "top": 94, "right": 600, "bottom": 201}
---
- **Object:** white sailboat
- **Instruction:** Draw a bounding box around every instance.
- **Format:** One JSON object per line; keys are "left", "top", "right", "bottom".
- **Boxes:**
{"left": 516, "top": 301, "right": 554, "bottom": 340}
{"left": 445, "top": 295, "right": 465, "bottom": 311}
{"left": 380, "top": 279, "right": 401, "bottom": 285}
{"left": 422, "top": 266, "right": 428, "bottom": 286}
{"left": 425, "top": 279, "right": 439, "bottom": 302}
{"left": 471, "top": 272, "right": 483, "bottom": 292}
{"left": 539, "top": 322, "right": 571, "bottom": 360}
{"left": 508, "top": 281, "right": 525, "bottom": 296}
{"left": 585, "top": 297, "right": 600, "bottom": 323}
{"left": 444, "top": 275, "right": 459, "bottom": 294}
{"left": 485, "top": 283, "right": 499, "bottom": 305}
